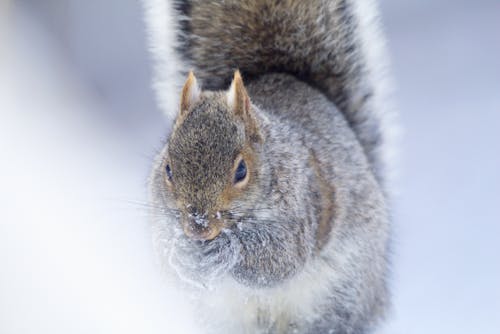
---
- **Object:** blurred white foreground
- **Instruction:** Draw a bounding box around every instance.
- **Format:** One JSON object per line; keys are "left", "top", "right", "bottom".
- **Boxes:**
{"left": 0, "top": 4, "right": 199, "bottom": 334}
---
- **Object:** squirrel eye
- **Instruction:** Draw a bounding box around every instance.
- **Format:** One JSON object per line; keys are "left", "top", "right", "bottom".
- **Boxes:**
{"left": 166, "top": 164, "right": 173, "bottom": 181}
{"left": 234, "top": 159, "right": 247, "bottom": 184}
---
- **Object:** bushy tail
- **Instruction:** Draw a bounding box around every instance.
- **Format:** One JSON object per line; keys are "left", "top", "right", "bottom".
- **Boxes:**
{"left": 143, "top": 0, "right": 396, "bottom": 187}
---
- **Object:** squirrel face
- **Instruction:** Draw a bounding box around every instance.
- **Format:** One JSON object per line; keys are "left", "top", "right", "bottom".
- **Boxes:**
{"left": 164, "top": 71, "right": 262, "bottom": 241}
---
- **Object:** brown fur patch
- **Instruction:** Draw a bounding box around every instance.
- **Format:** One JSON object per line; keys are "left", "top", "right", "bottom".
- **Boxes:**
{"left": 309, "top": 150, "right": 336, "bottom": 251}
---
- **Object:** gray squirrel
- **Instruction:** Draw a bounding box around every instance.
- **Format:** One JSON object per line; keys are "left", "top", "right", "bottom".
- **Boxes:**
{"left": 145, "top": 0, "right": 395, "bottom": 333}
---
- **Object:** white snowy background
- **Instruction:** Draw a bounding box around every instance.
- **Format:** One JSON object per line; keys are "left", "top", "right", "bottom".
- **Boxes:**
{"left": 1, "top": 0, "right": 499, "bottom": 333}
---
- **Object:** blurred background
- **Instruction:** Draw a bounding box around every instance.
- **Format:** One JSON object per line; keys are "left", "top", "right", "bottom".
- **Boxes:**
{"left": 1, "top": 0, "right": 499, "bottom": 333}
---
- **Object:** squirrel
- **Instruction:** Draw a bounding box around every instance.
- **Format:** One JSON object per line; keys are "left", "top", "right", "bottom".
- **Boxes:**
{"left": 145, "top": 0, "right": 395, "bottom": 333}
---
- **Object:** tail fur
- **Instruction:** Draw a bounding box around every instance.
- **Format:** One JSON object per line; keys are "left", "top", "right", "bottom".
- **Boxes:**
{"left": 143, "top": 0, "right": 396, "bottom": 187}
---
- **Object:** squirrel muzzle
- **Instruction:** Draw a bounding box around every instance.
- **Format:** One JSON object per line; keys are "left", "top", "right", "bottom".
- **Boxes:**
{"left": 181, "top": 213, "right": 222, "bottom": 241}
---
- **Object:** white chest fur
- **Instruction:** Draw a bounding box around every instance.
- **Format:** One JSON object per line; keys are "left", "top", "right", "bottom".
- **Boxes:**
{"left": 179, "top": 254, "right": 336, "bottom": 334}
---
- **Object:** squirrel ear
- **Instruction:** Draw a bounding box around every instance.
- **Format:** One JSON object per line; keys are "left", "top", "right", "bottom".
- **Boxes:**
{"left": 227, "top": 70, "right": 262, "bottom": 143}
{"left": 227, "top": 70, "right": 251, "bottom": 117}
{"left": 175, "top": 71, "right": 200, "bottom": 129}
{"left": 180, "top": 71, "right": 201, "bottom": 114}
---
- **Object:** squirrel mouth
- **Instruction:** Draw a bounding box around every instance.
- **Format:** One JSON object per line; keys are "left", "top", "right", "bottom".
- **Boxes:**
{"left": 182, "top": 218, "right": 224, "bottom": 241}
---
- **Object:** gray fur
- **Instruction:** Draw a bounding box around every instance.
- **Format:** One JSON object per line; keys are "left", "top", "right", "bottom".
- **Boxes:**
{"left": 172, "top": 0, "right": 393, "bottom": 187}
{"left": 146, "top": 1, "right": 393, "bottom": 333}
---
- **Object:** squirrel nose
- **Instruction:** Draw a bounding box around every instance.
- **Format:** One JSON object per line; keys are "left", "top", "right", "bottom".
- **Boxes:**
{"left": 182, "top": 214, "right": 221, "bottom": 241}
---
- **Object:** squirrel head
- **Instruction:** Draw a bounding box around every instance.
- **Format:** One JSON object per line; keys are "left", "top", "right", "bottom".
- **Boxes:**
{"left": 164, "top": 71, "right": 263, "bottom": 241}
